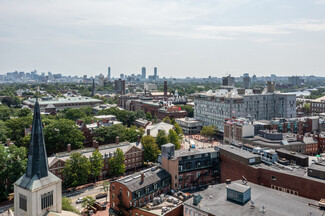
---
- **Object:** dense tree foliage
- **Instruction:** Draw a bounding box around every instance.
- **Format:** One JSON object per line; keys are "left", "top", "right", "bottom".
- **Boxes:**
{"left": 63, "top": 152, "right": 91, "bottom": 188}
{"left": 5, "top": 116, "right": 33, "bottom": 147}
{"left": 156, "top": 130, "right": 169, "bottom": 149}
{"left": 43, "top": 119, "right": 84, "bottom": 155}
{"left": 168, "top": 129, "right": 180, "bottom": 150}
{"left": 0, "top": 105, "right": 12, "bottom": 121}
{"left": 141, "top": 135, "right": 160, "bottom": 162}
{"left": 180, "top": 105, "right": 194, "bottom": 117}
{"left": 95, "top": 124, "right": 143, "bottom": 144}
{"left": 0, "top": 121, "right": 9, "bottom": 143}
{"left": 62, "top": 197, "right": 80, "bottom": 214}
{"left": 90, "top": 149, "right": 104, "bottom": 182}
{"left": 200, "top": 125, "right": 218, "bottom": 139}
{"left": 0, "top": 144, "right": 27, "bottom": 201}
{"left": 109, "top": 148, "right": 125, "bottom": 176}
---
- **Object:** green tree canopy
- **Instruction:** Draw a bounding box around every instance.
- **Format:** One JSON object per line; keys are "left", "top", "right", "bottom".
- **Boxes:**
{"left": 16, "top": 108, "right": 31, "bottom": 118}
{"left": 200, "top": 125, "right": 218, "bottom": 138}
{"left": 180, "top": 105, "right": 194, "bottom": 117}
{"left": 162, "top": 116, "right": 171, "bottom": 124}
{"left": 141, "top": 135, "right": 160, "bottom": 162}
{"left": 168, "top": 129, "right": 181, "bottom": 150}
{"left": 95, "top": 124, "right": 126, "bottom": 143}
{"left": 0, "top": 105, "right": 12, "bottom": 121}
{"left": 81, "top": 196, "right": 96, "bottom": 209}
{"left": 5, "top": 116, "right": 33, "bottom": 147}
{"left": 156, "top": 130, "right": 169, "bottom": 149}
{"left": 0, "top": 121, "right": 9, "bottom": 143}
{"left": 109, "top": 148, "right": 125, "bottom": 176}
{"left": 101, "top": 181, "right": 110, "bottom": 204}
{"left": 43, "top": 119, "right": 84, "bottom": 155}
{"left": 64, "top": 108, "right": 87, "bottom": 121}
{"left": 90, "top": 149, "right": 104, "bottom": 182}
{"left": 63, "top": 152, "right": 91, "bottom": 188}
{"left": 0, "top": 144, "right": 27, "bottom": 201}
{"left": 174, "top": 122, "right": 183, "bottom": 135}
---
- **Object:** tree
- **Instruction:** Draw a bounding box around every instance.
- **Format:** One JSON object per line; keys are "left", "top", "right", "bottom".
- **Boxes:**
{"left": 63, "top": 152, "right": 91, "bottom": 188}
{"left": 95, "top": 124, "right": 126, "bottom": 144}
{"left": 141, "top": 135, "right": 160, "bottom": 162}
{"left": 303, "top": 103, "right": 311, "bottom": 115}
{"left": 156, "top": 130, "right": 169, "bottom": 149}
{"left": 81, "top": 196, "right": 96, "bottom": 209}
{"left": 0, "top": 105, "right": 12, "bottom": 121}
{"left": 16, "top": 108, "right": 31, "bottom": 118}
{"left": 146, "top": 112, "right": 152, "bottom": 121}
{"left": 90, "top": 149, "right": 104, "bottom": 182}
{"left": 0, "top": 144, "right": 27, "bottom": 201}
{"left": 162, "top": 116, "right": 171, "bottom": 124}
{"left": 5, "top": 116, "right": 33, "bottom": 147}
{"left": 200, "top": 126, "right": 217, "bottom": 139}
{"left": 101, "top": 181, "right": 110, "bottom": 204}
{"left": 109, "top": 148, "right": 125, "bottom": 176}
{"left": 64, "top": 108, "right": 87, "bottom": 121}
{"left": 124, "top": 126, "right": 143, "bottom": 143}
{"left": 180, "top": 105, "right": 194, "bottom": 117}
{"left": 0, "top": 121, "right": 8, "bottom": 143}
{"left": 168, "top": 129, "right": 180, "bottom": 150}
{"left": 43, "top": 119, "right": 84, "bottom": 154}
{"left": 62, "top": 197, "right": 79, "bottom": 214}
{"left": 174, "top": 122, "right": 183, "bottom": 135}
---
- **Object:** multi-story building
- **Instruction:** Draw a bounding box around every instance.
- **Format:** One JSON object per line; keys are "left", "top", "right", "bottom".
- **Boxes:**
{"left": 23, "top": 96, "right": 103, "bottom": 111}
{"left": 243, "top": 75, "right": 251, "bottom": 89}
{"left": 161, "top": 144, "right": 220, "bottom": 191}
{"left": 109, "top": 167, "right": 171, "bottom": 215}
{"left": 194, "top": 89, "right": 296, "bottom": 130}
{"left": 48, "top": 140, "right": 143, "bottom": 181}
{"left": 310, "top": 96, "right": 325, "bottom": 113}
{"left": 141, "top": 67, "right": 146, "bottom": 80}
{"left": 175, "top": 117, "right": 203, "bottom": 135}
{"left": 115, "top": 79, "right": 126, "bottom": 95}
{"left": 223, "top": 118, "right": 254, "bottom": 145}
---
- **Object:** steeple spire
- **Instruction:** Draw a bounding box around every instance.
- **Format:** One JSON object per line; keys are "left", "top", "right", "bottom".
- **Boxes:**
{"left": 26, "top": 100, "right": 49, "bottom": 179}
{"left": 91, "top": 78, "right": 95, "bottom": 96}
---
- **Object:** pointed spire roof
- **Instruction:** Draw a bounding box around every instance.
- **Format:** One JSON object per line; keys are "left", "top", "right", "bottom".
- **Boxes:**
{"left": 26, "top": 99, "right": 49, "bottom": 179}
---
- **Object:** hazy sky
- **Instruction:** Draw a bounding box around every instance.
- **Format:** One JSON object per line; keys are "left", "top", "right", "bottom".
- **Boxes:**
{"left": 1, "top": 0, "right": 325, "bottom": 78}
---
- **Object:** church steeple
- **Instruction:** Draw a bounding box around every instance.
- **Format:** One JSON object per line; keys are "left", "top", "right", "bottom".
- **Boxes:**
{"left": 26, "top": 99, "right": 49, "bottom": 179}
{"left": 92, "top": 78, "right": 95, "bottom": 96}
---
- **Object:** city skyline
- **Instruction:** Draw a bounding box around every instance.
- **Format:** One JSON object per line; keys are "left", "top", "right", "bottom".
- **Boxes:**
{"left": 1, "top": 0, "right": 325, "bottom": 77}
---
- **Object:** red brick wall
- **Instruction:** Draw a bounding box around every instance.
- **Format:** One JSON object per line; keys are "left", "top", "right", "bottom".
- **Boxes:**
{"left": 220, "top": 154, "right": 325, "bottom": 201}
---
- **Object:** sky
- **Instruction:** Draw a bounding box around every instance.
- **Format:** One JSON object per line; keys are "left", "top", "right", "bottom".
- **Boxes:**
{"left": 1, "top": 0, "right": 325, "bottom": 78}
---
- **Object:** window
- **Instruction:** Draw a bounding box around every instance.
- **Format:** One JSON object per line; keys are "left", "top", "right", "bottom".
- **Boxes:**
{"left": 41, "top": 191, "right": 53, "bottom": 210}
{"left": 154, "top": 184, "right": 157, "bottom": 190}
{"left": 112, "top": 202, "right": 115, "bottom": 208}
{"left": 127, "top": 191, "right": 130, "bottom": 197}
{"left": 129, "top": 201, "right": 132, "bottom": 207}
{"left": 145, "top": 187, "right": 150, "bottom": 194}
{"left": 19, "top": 194, "right": 27, "bottom": 211}
{"left": 272, "top": 176, "right": 277, "bottom": 180}
{"left": 185, "top": 208, "right": 188, "bottom": 214}
{"left": 175, "top": 175, "right": 177, "bottom": 180}
{"left": 112, "top": 193, "right": 115, "bottom": 199}
{"left": 112, "top": 185, "right": 115, "bottom": 191}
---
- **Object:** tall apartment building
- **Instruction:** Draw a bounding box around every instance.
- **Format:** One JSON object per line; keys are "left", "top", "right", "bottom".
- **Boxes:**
{"left": 114, "top": 79, "right": 126, "bottom": 95}
{"left": 141, "top": 67, "right": 146, "bottom": 80}
{"left": 194, "top": 89, "right": 296, "bottom": 130}
{"left": 222, "top": 75, "right": 234, "bottom": 86}
{"left": 243, "top": 75, "right": 251, "bottom": 89}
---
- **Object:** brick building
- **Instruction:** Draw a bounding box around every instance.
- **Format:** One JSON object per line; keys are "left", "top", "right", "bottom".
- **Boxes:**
{"left": 223, "top": 118, "right": 254, "bottom": 145}
{"left": 310, "top": 96, "right": 325, "bottom": 113}
{"left": 48, "top": 140, "right": 143, "bottom": 182}
{"left": 217, "top": 144, "right": 325, "bottom": 201}
{"left": 109, "top": 167, "right": 171, "bottom": 215}
{"left": 161, "top": 144, "right": 220, "bottom": 191}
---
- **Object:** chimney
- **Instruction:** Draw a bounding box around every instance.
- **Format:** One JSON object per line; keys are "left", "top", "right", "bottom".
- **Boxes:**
{"left": 141, "top": 173, "right": 144, "bottom": 183}
{"left": 67, "top": 144, "right": 71, "bottom": 152}
{"left": 164, "top": 80, "right": 167, "bottom": 96}
{"left": 97, "top": 120, "right": 100, "bottom": 128}
{"left": 116, "top": 136, "right": 120, "bottom": 144}
{"left": 137, "top": 135, "right": 141, "bottom": 143}
{"left": 6, "top": 139, "right": 11, "bottom": 147}
{"left": 93, "top": 140, "right": 99, "bottom": 149}
{"left": 91, "top": 119, "right": 94, "bottom": 124}
{"left": 147, "top": 129, "right": 150, "bottom": 136}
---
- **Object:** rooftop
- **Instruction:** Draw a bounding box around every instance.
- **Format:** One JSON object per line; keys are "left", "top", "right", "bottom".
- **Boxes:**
{"left": 174, "top": 148, "right": 217, "bottom": 158}
{"left": 217, "top": 145, "right": 259, "bottom": 159}
{"left": 183, "top": 180, "right": 324, "bottom": 216}
{"left": 309, "top": 164, "right": 325, "bottom": 172}
{"left": 24, "top": 96, "right": 102, "bottom": 105}
{"left": 275, "top": 148, "right": 309, "bottom": 160}
{"left": 116, "top": 167, "right": 171, "bottom": 192}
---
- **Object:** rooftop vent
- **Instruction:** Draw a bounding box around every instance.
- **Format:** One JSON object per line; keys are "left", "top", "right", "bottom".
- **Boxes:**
{"left": 193, "top": 194, "right": 202, "bottom": 206}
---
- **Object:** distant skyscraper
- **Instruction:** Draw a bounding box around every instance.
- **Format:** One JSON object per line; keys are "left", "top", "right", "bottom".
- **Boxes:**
{"left": 222, "top": 75, "right": 234, "bottom": 86}
{"left": 120, "top": 74, "right": 124, "bottom": 79}
{"left": 243, "top": 73, "right": 251, "bottom": 89}
{"left": 107, "top": 67, "right": 111, "bottom": 79}
{"left": 154, "top": 67, "right": 157, "bottom": 80}
{"left": 142, "top": 67, "right": 146, "bottom": 80}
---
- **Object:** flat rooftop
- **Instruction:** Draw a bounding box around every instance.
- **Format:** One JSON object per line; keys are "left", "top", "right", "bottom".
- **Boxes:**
{"left": 275, "top": 148, "right": 309, "bottom": 160}
{"left": 24, "top": 96, "right": 102, "bottom": 105}
{"left": 217, "top": 145, "right": 260, "bottom": 159}
{"left": 183, "top": 180, "right": 324, "bottom": 216}
{"left": 174, "top": 147, "right": 217, "bottom": 158}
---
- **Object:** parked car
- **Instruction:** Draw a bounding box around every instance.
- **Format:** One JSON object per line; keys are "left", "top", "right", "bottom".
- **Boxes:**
{"left": 95, "top": 193, "right": 107, "bottom": 199}
{"left": 76, "top": 197, "right": 84, "bottom": 204}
